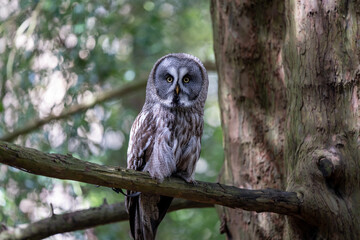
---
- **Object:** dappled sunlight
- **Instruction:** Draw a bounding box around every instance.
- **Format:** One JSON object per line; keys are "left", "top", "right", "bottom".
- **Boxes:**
{"left": 0, "top": 0, "right": 220, "bottom": 239}
{"left": 67, "top": 138, "right": 80, "bottom": 153}
{"left": 99, "top": 34, "right": 133, "bottom": 60}
{"left": 19, "top": 198, "right": 41, "bottom": 218}
{"left": 46, "top": 123, "right": 67, "bottom": 148}
{"left": 0, "top": 0, "right": 19, "bottom": 20}
{"left": 158, "top": 3, "right": 174, "bottom": 18}
{"left": 0, "top": 165, "right": 7, "bottom": 181}
{"left": 32, "top": 51, "right": 59, "bottom": 70}
{"left": 204, "top": 71, "right": 221, "bottom": 127}
{"left": 52, "top": 234, "right": 78, "bottom": 240}
{"left": 2, "top": 86, "right": 20, "bottom": 130}
{"left": 0, "top": 190, "right": 5, "bottom": 207}
{"left": 15, "top": 34, "right": 35, "bottom": 51}
{"left": 124, "top": 70, "right": 136, "bottom": 81}
{"left": 17, "top": 183, "right": 90, "bottom": 223}
{"left": 195, "top": 157, "right": 208, "bottom": 174}
{"left": 85, "top": 106, "right": 105, "bottom": 122}
{"left": 65, "top": 34, "right": 78, "bottom": 49}
{"left": 3, "top": 105, "right": 18, "bottom": 130}
{"left": 207, "top": 72, "right": 218, "bottom": 98}
{"left": 77, "top": 90, "right": 95, "bottom": 105}
{"left": 0, "top": 38, "right": 6, "bottom": 54}
{"left": 205, "top": 104, "right": 221, "bottom": 128}
{"left": 104, "top": 129, "right": 125, "bottom": 150}
{"left": 5, "top": 178, "right": 19, "bottom": 199}
{"left": 38, "top": 71, "right": 67, "bottom": 117}
{"left": 87, "top": 122, "right": 104, "bottom": 145}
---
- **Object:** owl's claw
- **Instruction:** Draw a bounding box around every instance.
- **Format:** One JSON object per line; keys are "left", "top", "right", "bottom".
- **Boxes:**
{"left": 191, "top": 180, "right": 198, "bottom": 185}
{"left": 147, "top": 170, "right": 166, "bottom": 183}
{"left": 186, "top": 179, "right": 198, "bottom": 185}
{"left": 112, "top": 188, "right": 140, "bottom": 197}
{"left": 175, "top": 173, "right": 196, "bottom": 184}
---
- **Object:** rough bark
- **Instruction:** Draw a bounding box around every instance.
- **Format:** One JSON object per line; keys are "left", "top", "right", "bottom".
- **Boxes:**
{"left": 211, "top": 1, "right": 286, "bottom": 239}
{"left": 0, "top": 199, "right": 211, "bottom": 240}
{"left": 0, "top": 141, "right": 301, "bottom": 216}
{"left": 283, "top": 0, "right": 360, "bottom": 239}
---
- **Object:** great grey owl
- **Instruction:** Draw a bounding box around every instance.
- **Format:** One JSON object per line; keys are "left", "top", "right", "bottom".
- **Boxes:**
{"left": 125, "top": 53, "right": 208, "bottom": 240}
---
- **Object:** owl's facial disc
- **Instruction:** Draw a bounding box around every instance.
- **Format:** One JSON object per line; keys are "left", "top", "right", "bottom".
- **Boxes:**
{"left": 154, "top": 57, "right": 203, "bottom": 108}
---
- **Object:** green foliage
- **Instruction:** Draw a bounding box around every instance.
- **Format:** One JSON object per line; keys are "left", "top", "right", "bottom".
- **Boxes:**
{"left": 0, "top": 0, "right": 223, "bottom": 239}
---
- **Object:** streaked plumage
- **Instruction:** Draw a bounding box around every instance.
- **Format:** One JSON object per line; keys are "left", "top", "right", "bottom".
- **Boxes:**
{"left": 125, "top": 53, "right": 208, "bottom": 240}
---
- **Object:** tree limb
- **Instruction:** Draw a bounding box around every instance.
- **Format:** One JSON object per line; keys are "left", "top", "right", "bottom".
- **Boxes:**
{"left": 0, "top": 199, "right": 211, "bottom": 240}
{"left": 0, "top": 80, "right": 147, "bottom": 142}
{"left": 0, "top": 141, "right": 302, "bottom": 217}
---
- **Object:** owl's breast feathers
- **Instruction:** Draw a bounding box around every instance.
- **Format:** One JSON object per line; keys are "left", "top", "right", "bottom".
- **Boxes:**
{"left": 127, "top": 104, "right": 203, "bottom": 181}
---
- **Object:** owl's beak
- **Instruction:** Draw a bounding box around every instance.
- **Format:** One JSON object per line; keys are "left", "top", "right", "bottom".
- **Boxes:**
{"left": 175, "top": 85, "right": 180, "bottom": 95}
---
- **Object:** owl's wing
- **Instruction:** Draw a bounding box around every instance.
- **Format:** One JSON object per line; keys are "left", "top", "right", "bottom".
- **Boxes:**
{"left": 126, "top": 110, "right": 155, "bottom": 171}
{"left": 125, "top": 110, "right": 174, "bottom": 240}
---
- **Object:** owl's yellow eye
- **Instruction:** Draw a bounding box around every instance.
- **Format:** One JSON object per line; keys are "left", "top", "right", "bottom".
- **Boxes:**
{"left": 183, "top": 77, "right": 190, "bottom": 83}
{"left": 166, "top": 76, "right": 173, "bottom": 83}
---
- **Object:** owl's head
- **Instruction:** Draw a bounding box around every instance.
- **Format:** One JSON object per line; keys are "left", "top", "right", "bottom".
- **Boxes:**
{"left": 146, "top": 53, "right": 208, "bottom": 109}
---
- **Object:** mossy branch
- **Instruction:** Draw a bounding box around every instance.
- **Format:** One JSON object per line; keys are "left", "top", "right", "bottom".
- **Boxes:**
{"left": 0, "top": 199, "right": 211, "bottom": 240}
{"left": 0, "top": 141, "right": 302, "bottom": 216}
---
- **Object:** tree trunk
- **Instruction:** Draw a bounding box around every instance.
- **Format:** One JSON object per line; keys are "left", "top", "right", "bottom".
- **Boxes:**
{"left": 211, "top": 0, "right": 360, "bottom": 239}
{"left": 284, "top": 0, "right": 360, "bottom": 239}
{"left": 211, "top": 1, "right": 287, "bottom": 239}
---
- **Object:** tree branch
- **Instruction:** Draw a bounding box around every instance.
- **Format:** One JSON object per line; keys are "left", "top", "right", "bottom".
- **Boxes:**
{"left": 0, "top": 80, "right": 147, "bottom": 142}
{"left": 0, "top": 141, "right": 302, "bottom": 217}
{"left": 0, "top": 199, "right": 211, "bottom": 240}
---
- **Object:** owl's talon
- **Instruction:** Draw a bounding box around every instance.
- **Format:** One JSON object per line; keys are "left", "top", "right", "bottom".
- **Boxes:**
{"left": 175, "top": 173, "right": 196, "bottom": 184}
{"left": 112, "top": 188, "right": 140, "bottom": 197}
{"left": 185, "top": 179, "right": 197, "bottom": 185}
{"left": 190, "top": 180, "right": 198, "bottom": 185}
{"left": 147, "top": 170, "right": 166, "bottom": 183}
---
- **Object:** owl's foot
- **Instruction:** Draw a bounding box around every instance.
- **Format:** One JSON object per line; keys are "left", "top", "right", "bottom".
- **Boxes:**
{"left": 176, "top": 173, "right": 197, "bottom": 184}
{"left": 112, "top": 188, "right": 140, "bottom": 197}
{"left": 147, "top": 170, "right": 166, "bottom": 183}
{"left": 185, "top": 179, "right": 198, "bottom": 186}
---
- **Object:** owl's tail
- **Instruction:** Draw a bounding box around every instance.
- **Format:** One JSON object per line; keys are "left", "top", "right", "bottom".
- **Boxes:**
{"left": 126, "top": 192, "right": 173, "bottom": 240}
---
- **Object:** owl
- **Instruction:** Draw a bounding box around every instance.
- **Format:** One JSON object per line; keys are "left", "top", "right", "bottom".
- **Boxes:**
{"left": 125, "top": 53, "right": 209, "bottom": 240}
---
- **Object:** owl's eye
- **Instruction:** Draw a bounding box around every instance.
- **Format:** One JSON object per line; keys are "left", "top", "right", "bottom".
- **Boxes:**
{"left": 166, "top": 76, "right": 173, "bottom": 83}
{"left": 183, "top": 76, "right": 190, "bottom": 83}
